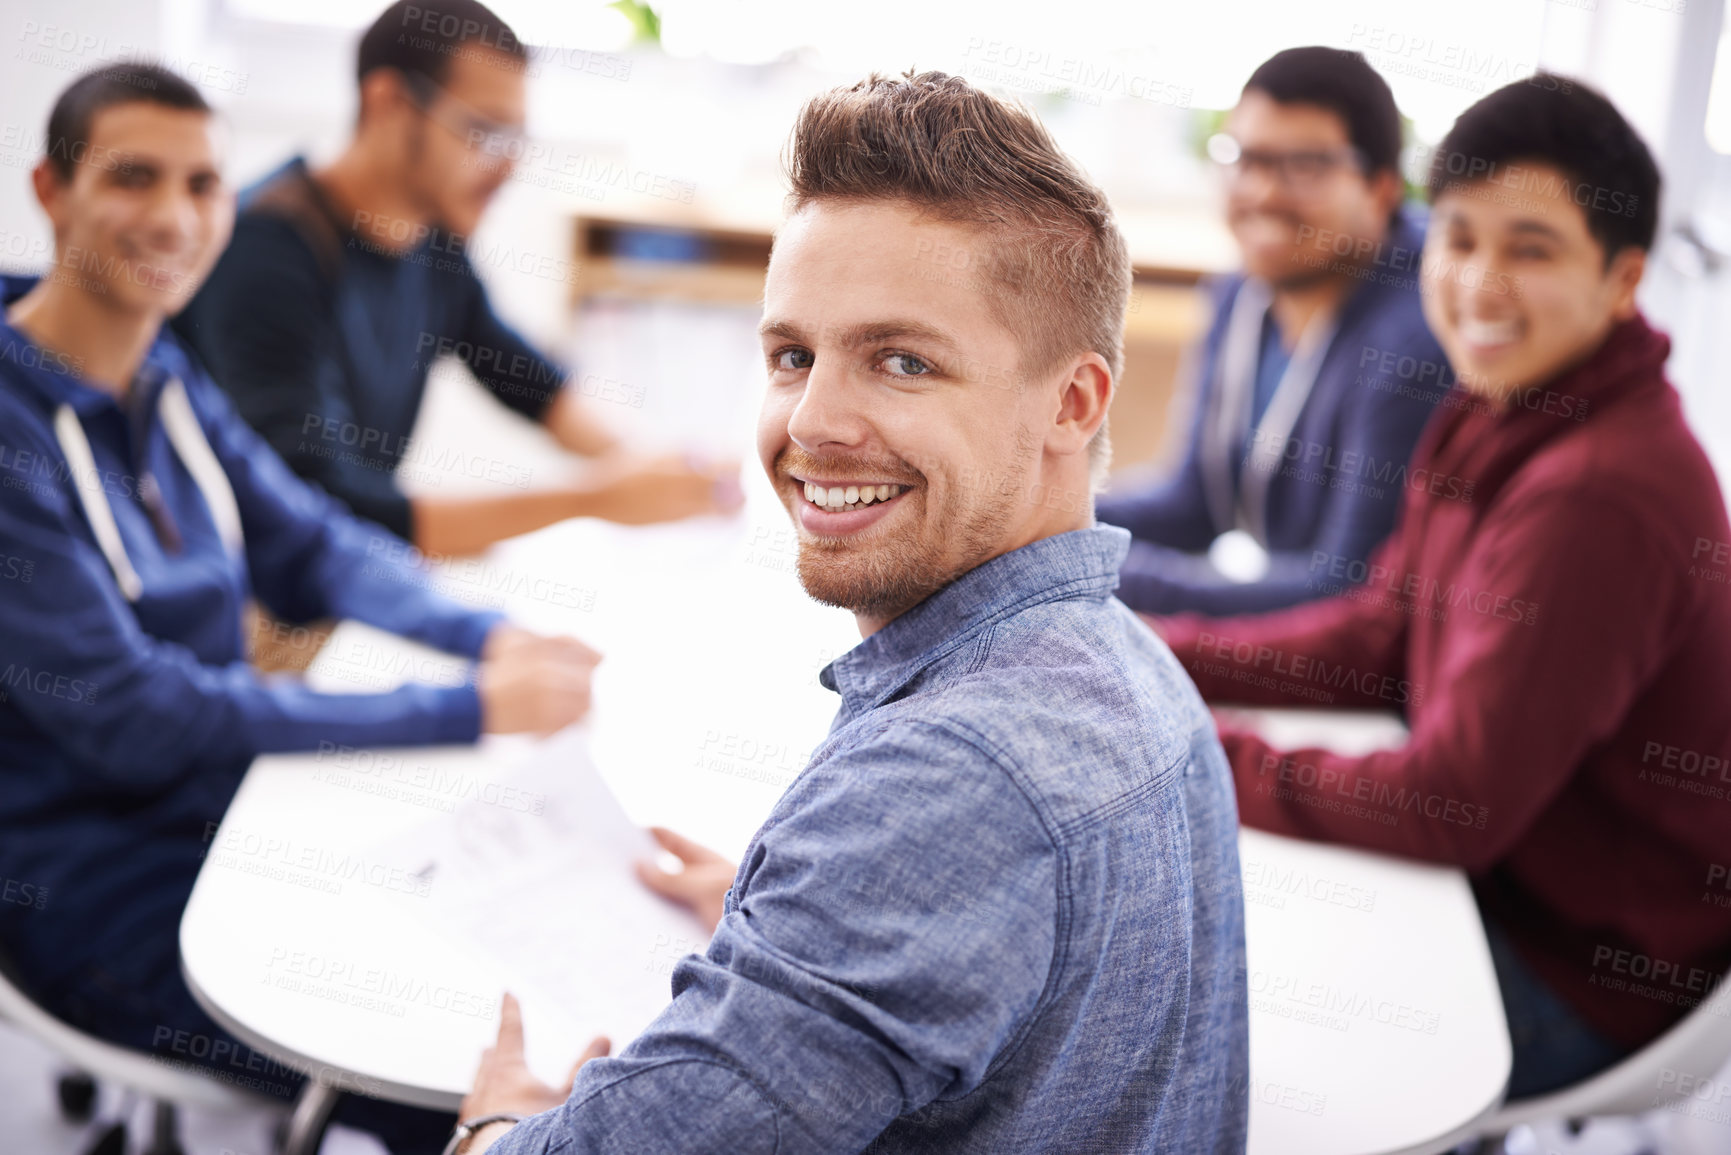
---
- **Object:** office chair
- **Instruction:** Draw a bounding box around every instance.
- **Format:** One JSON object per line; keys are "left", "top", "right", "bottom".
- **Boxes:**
{"left": 1475, "top": 964, "right": 1731, "bottom": 1144}
{"left": 0, "top": 946, "right": 287, "bottom": 1155}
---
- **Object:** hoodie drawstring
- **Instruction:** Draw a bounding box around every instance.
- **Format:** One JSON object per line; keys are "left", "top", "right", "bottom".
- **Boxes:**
{"left": 52, "top": 377, "right": 244, "bottom": 603}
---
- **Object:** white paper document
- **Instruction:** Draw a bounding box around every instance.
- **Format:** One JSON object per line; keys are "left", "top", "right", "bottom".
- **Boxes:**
{"left": 367, "top": 726, "right": 713, "bottom": 1069}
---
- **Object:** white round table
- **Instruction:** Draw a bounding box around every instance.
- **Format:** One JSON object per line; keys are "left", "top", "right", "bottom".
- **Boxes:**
{"left": 182, "top": 492, "right": 1510, "bottom": 1153}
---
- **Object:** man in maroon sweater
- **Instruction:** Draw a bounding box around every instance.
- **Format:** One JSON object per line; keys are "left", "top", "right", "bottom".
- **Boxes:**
{"left": 1158, "top": 75, "right": 1731, "bottom": 1099}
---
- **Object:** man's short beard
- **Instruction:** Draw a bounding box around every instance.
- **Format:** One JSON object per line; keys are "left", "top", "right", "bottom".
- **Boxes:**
{"left": 1268, "top": 263, "right": 1342, "bottom": 293}
{"left": 793, "top": 442, "right": 1032, "bottom": 622}
{"left": 796, "top": 514, "right": 964, "bottom": 621}
{"left": 402, "top": 120, "right": 449, "bottom": 234}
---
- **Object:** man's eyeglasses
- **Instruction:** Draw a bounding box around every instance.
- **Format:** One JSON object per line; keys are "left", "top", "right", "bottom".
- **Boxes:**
{"left": 402, "top": 71, "right": 528, "bottom": 160}
{"left": 1206, "top": 133, "right": 1368, "bottom": 190}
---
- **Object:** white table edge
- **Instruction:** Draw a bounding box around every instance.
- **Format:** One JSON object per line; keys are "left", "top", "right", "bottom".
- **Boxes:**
{"left": 178, "top": 948, "right": 464, "bottom": 1112}
{"left": 178, "top": 655, "right": 1513, "bottom": 1143}
{"left": 1377, "top": 1083, "right": 1512, "bottom": 1155}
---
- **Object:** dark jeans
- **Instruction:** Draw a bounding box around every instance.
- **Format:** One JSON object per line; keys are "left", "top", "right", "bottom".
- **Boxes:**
{"left": 1481, "top": 912, "right": 1632, "bottom": 1100}
{"left": 19, "top": 900, "right": 457, "bottom": 1155}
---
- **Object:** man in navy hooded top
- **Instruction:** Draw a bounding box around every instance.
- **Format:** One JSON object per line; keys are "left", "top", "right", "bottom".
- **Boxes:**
{"left": 0, "top": 61, "right": 597, "bottom": 1154}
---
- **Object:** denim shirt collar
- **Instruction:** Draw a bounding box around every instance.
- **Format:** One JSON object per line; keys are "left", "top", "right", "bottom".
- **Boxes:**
{"left": 819, "top": 524, "right": 1130, "bottom": 720}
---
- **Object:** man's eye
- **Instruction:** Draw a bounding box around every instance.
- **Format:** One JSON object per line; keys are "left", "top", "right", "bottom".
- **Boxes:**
{"left": 1511, "top": 246, "right": 1551, "bottom": 261}
{"left": 774, "top": 348, "right": 814, "bottom": 371}
{"left": 881, "top": 352, "right": 932, "bottom": 378}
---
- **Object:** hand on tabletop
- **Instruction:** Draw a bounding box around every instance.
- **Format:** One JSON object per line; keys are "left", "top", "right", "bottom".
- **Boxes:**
{"left": 579, "top": 451, "right": 744, "bottom": 526}
{"left": 460, "top": 992, "right": 609, "bottom": 1150}
{"left": 478, "top": 626, "right": 603, "bottom": 736}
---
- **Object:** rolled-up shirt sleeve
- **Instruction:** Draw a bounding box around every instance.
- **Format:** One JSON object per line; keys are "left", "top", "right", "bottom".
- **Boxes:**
{"left": 492, "top": 719, "right": 1059, "bottom": 1154}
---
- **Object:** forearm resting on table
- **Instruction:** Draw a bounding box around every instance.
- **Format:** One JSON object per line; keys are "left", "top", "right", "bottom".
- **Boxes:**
{"left": 543, "top": 387, "right": 621, "bottom": 457}
{"left": 411, "top": 491, "right": 592, "bottom": 557}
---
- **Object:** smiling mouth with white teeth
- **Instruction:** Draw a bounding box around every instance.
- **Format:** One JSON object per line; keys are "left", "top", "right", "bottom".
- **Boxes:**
{"left": 1459, "top": 317, "right": 1523, "bottom": 347}
{"left": 801, "top": 481, "right": 905, "bottom": 513}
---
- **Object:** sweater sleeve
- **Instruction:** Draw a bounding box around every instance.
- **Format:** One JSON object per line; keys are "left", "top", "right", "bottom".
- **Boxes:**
{"left": 1094, "top": 447, "right": 1219, "bottom": 561}
{"left": 185, "top": 371, "right": 503, "bottom": 657}
{"left": 1215, "top": 490, "right": 1688, "bottom": 871}
{"left": 1158, "top": 525, "right": 1413, "bottom": 710}
{"left": 451, "top": 257, "right": 567, "bottom": 424}
{"left": 1109, "top": 534, "right": 1374, "bottom": 617}
{"left": 0, "top": 404, "right": 481, "bottom": 796}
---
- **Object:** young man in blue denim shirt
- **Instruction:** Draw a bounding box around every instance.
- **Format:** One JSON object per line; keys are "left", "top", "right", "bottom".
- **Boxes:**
{"left": 451, "top": 71, "right": 1249, "bottom": 1155}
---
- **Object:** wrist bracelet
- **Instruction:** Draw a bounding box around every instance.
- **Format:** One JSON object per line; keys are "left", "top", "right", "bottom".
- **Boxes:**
{"left": 441, "top": 1113, "right": 523, "bottom": 1155}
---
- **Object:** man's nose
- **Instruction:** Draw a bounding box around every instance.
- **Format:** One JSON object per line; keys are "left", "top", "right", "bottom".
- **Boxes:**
{"left": 475, "top": 150, "right": 515, "bottom": 183}
{"left": 1451, "top": 250, "right": 1514, "bottom": 303}
{"left": 141, "top": 185, "right": 201, "bottom": 249}
{"left": 1231, "top": 166, "right": 1292, "bottom": 217}
{"left": 786, "top": 360, "right": 871, "bottom": 452}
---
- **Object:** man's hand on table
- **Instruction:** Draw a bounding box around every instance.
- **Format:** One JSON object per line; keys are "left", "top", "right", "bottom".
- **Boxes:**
{"left": 578, "top": 450, "right": 745, "bottom": 525}
{"left": 636, "top": 826, "right": 734, "bottom": 934}
{"left": 478, "top": 626, "right": 602, "bottom": 736}
{"left": 460, "top": 992, "right": 609, "bottom": 1153}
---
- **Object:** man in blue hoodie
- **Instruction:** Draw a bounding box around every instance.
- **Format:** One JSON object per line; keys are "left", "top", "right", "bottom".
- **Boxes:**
{"left": 0, "top": 63, "right": 597, "bottom": 1153}
{"left": 1097, "top": 48, "right": 1453, "bottom": 615}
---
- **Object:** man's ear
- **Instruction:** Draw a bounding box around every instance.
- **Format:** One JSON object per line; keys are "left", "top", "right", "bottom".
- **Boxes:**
{"left": 357, "top": 68, "right": 412, "bottom": 131}
{"left": 1369, "top": 167, "right": 1404, "bottom": 224}
{"left": 30, "top": 159, "right": 58, "bottom": 215}
{"left": 29, "top": 159, "right": 68, "bottom": 244}
{"left": 1606, "top": 246, "right": 1647, "bottom": 321}
{"left": 1050, "top": 351, "right": 1113, "bottom": 457}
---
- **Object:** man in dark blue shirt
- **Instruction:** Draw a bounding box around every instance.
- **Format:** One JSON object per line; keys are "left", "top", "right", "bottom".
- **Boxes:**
{"left": 1097, "top": 48, "right": 1453, "bottom": 615}
{"left": 174, "top": 0, "right": 741, "bottom": 558}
